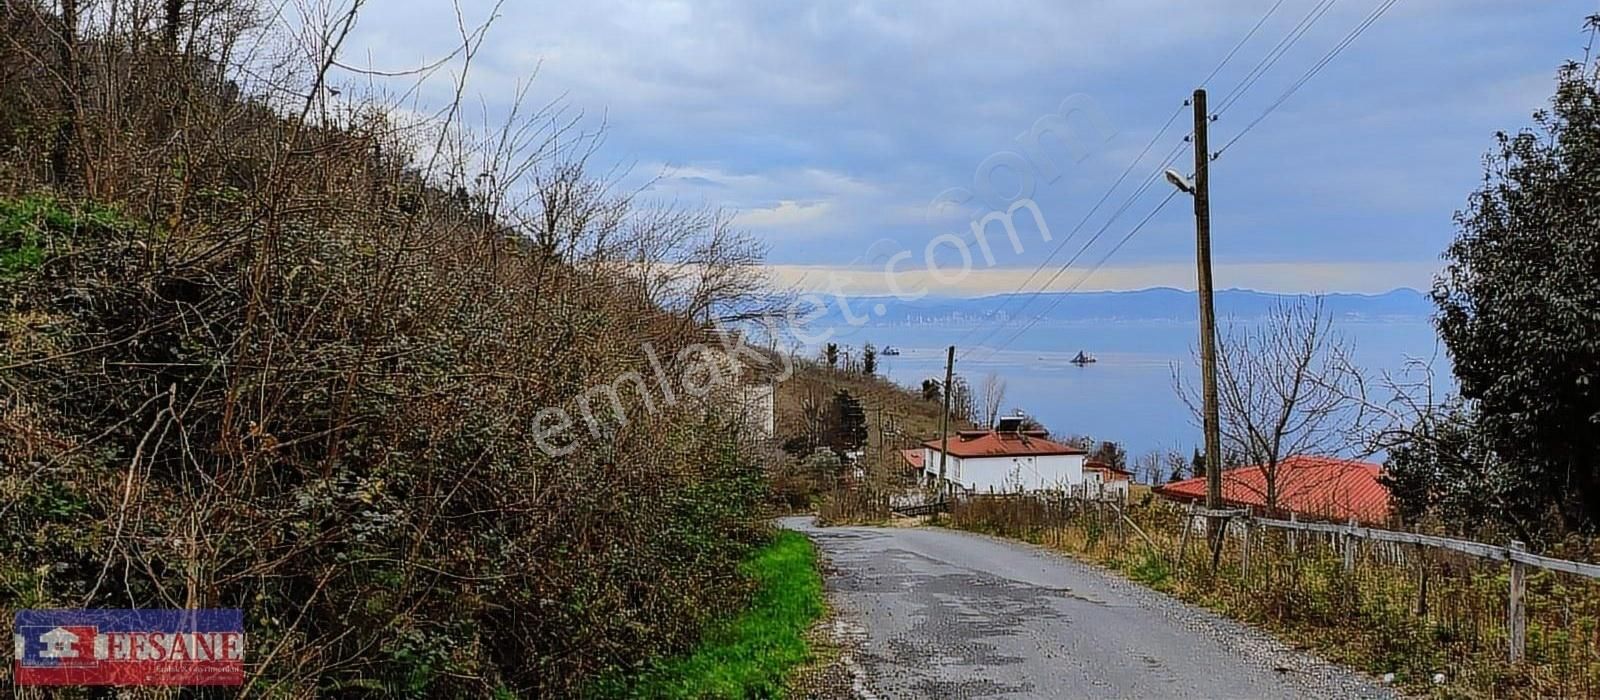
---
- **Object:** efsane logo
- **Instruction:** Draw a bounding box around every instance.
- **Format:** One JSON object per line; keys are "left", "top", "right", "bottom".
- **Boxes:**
{"left": 13, "top": 609, "right": 243, "bottom": 686}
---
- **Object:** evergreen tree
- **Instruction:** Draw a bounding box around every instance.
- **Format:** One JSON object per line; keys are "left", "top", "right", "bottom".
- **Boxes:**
{"left": 1435, "top": 27, "right": 1600, "bottom": 531}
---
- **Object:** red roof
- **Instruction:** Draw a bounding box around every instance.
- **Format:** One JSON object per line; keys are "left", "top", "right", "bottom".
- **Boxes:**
{"left": 900, "top": 449, "right": 925, "bottom": 470}
{"left": 922, "top": 431, "right": 1086, "bottom": 458}
{"left": 1085, "top": 460, "right": 1133, "bottom": 480}
{"left": 1154, "top": 455, "right": 1391, "bottom": 525}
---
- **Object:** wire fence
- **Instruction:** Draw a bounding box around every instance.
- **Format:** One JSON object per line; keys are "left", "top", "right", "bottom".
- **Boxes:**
{"left": 946, "top": 493, "right": 1600, "bottom": 696}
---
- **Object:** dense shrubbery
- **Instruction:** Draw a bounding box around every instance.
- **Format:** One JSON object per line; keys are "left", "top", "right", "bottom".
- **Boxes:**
{"left": 0, "top": 1, "right": 776, "bottom": 695}
{"left": 1387, "top": 16, "right": 1600, "bottom": 540}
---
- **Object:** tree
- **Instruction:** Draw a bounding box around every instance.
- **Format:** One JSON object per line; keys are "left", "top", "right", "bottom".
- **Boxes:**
{"left": 824, "top": 390, "right": 868, "bottom": 456}
{"left": 979, "top": 372, "right": 1007, "bottom": 427}
{"left": 1190, "top": 447, "right": 1207, "bottom": 480}
{"left": 50, "top": 0, "right": 78, "bottom": 185}
{"left": 920, "top": 378, "right": 942, "bottom": 403}
{"left": 824, "top": 343, "right": 839, "bottom": 370}
{"left": 1090, "top": 441, "right": 1127, "bottom": 470}
{"left": 165, "top": 0, "right": 184, "bottom": 48}
{"left": 1135, "top": 452, "right": 1162, "bottom": 485}
{"left": 1014, "top": 412, "right": 1047, "bottom": 433}
{"left": 1435, "top": 28, "right": 1600, "bottom": 531}
{"left": 947, "top": 375, "right": 976, "bottom": 423}
{"left": 1176, "top": 297, "right": 1370, "bottom": 515}
{"left": 1380, "top": 401, "right": 1532, "bottom": 537}
{"left": 862, "top": 342, "right": 878, "bottom": 375}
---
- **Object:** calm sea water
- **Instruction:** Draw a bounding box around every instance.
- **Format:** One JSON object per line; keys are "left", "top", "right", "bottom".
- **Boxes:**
{"left": 812, "top": 320, "right": 1449, "bottom": 461}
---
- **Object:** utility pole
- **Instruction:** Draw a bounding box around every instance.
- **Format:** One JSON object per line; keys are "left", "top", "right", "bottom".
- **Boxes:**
{"left": 936, "top": 345, "right": 955, "bottom": 497}
{"left": 1191, "top": 88, "right": 1223, "bottom": 545}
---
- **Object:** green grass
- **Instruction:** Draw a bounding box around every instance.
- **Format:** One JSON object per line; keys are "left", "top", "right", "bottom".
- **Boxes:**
{"left": 0, "top": 195, "right": 137, "bottom": 278}
{"left": 599, "top": 530, "right": 824, "bottom": 699}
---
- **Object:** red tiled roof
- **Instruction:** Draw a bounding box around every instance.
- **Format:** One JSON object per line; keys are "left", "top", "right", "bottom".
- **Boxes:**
{"left": 1085, "top": 460, "right": 1133, "bottom": 480}
{"left": 1153, "top": 455, "right": 1391, "bottom": 525}
{"left": 900, "top": 448, "right": 925, "bottom": 470}
{"left": 922, "top": 431, "right": 1087, "bottom": 458}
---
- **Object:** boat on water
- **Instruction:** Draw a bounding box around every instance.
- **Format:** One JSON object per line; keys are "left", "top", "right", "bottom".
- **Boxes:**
{"left": 1070, "top": 350, "right": 1097, "bottom": 365}
{"left": 881, "top": 346, "right": 901, "bottom": 356}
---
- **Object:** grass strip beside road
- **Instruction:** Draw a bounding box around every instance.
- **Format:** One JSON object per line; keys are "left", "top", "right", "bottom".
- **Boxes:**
{"left": 601, "top": 530, "right": 824, "bottom": 699}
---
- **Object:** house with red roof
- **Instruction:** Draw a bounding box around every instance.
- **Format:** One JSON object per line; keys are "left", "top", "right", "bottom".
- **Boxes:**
{"left": 921, "top": 416, "right": 1088, "bottom": 493}
{"left": 899, "top": 448, "right": 925, "bottom": 473}
{"left": 1083, "top": 460, "right": 1133, "bottom": 500}
{"left": 1153, "top": 455, "right": 1392, "bottom": 525}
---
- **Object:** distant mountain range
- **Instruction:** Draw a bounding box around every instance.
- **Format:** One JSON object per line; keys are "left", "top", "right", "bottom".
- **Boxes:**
{"left": 808, "top": 287, "right": 1433, "bottom": 325}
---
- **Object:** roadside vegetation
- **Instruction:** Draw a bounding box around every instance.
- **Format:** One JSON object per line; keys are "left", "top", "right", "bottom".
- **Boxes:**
{"left": 771, "top": 355, "right": 984, "bottom": 523}
{"left": 948, "top": 496, "right": 1600, "bottom": 698}
{"left": 0, "top": 1, "right": 784, "bottom": 695}
{"left": 593, "top": 531, "right": 825, "bottom": 699}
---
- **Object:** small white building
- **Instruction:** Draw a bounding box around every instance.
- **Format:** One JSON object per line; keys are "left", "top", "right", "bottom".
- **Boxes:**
{"left": 1081, "top": 460, "right": 1132, "bottom": 501}
{"left": 923, "top": 420, "right": 1087, "bottom": 493}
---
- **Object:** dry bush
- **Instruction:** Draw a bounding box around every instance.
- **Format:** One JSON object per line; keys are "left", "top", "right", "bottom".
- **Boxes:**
{"left": 950, "top": 494, "right": 1600, "bottom": 697}
{"left": 0, "top": 1, "right": 778, "bottom": 695}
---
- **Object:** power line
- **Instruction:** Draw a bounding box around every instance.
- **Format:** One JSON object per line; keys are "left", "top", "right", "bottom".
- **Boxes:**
{"left": 1200, "top": 0, "right": 1291, "bottom": 88}
{"left": 1215, "top": 0, "right": 1402, "bottom": 158}
{"left": 950, "top": 104, "right": 1186, "bottom": 349}
{"left": 1213, "top": 0, "right": 1342, "bottom": 117}
{"left": 948, "top": 0, "right": 1294, "bottom": 351}
{"left": 973, "top": 189, "right": 1184, "bottom": 362}
{"left": 959, "top": 141, "right": 1189, "bottom": 361}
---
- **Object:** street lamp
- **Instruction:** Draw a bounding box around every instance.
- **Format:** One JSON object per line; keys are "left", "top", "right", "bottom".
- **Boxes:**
{"left": 1170, "top": 89, "right": 1224, "bottom": 562}
{"left": 1164, "top": 169, "right": 1194, "bottom": 195}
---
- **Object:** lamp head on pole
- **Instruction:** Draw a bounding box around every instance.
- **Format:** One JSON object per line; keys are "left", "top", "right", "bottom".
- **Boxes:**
{"left": 1164, "top": 169, "right": 1195, "bottom": 195}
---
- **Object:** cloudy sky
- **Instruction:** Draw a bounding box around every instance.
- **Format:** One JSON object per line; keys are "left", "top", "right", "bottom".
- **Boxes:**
{"left": 337, "top": 1, "right": 1597, "bottom": 295}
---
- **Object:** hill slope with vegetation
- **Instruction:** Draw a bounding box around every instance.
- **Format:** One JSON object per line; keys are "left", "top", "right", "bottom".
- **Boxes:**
{"left": 0, "top": 1, "right": 784, "bottom": 695}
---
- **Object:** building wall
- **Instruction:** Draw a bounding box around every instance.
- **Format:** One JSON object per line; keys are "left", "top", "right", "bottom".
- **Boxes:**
{"left": 924, "top": 451, "right": 1085, "bottom": 492}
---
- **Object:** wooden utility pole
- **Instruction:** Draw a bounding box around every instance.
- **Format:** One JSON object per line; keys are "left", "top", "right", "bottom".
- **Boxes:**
{"left": 1192, "top": 87, "right": 1223, "bottom": 543}
{"left": 936, "top": 345, "right": 956, "bottom": 496}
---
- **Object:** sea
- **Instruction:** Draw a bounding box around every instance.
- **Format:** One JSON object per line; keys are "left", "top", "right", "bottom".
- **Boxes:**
{"left": 807, "top": 319, "right": 1450, "bottom": 464}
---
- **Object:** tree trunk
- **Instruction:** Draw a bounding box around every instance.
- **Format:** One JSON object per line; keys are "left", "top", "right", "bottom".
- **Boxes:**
{"left": 49, "top": 0, "right": 77, "bottom": 185}
{"left": 165, "top": 0, "right": 183, "bottom": 51}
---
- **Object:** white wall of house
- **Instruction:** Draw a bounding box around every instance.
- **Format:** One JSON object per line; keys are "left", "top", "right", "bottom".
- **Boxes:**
{"left": 922, "top": 449, "right": 1085, "bottom": 492}
{"left": 1079, "top": 470, "right": 1130, "bottom": 500}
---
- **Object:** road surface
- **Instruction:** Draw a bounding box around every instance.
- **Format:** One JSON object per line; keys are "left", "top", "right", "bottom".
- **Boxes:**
{"left": 784, "top": 517, "right": 1392, "bottom": 700}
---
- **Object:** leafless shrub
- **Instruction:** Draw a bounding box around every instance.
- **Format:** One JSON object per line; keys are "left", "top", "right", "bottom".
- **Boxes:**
{"left": 0, "top": 1, "right": 779, "bottom": 695}
{"left": 1176, "top": 297, "right": 1373, "bottom": 514}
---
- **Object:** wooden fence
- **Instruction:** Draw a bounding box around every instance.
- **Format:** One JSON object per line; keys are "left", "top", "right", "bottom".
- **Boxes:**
{"left": 1180, "top": 504, "right": 1600, "bottom": 663}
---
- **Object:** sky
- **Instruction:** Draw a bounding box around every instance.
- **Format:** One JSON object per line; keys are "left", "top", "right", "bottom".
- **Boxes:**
{"left": 333, "top": 0, "right": 1599, "bottom": 296}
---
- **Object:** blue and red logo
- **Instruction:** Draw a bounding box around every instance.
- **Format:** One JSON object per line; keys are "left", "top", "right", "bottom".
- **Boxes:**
{"left": 13, "top": 609, "right": 243, "bottom": 686}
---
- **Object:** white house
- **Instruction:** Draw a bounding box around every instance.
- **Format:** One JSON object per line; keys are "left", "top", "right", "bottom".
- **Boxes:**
{"left": 923, "top": 420, "right": 1087, "bottom": 493}
{"left": 1081, "top": 460, "right": 1133, "bottom": 501}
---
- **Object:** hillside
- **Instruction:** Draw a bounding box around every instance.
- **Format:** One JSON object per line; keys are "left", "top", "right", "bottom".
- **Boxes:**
{"left": 776, "top": 360, "right": 974, "bottom": 454}
{"left": 0, "top": 5, "right": 776, "bottom": 696}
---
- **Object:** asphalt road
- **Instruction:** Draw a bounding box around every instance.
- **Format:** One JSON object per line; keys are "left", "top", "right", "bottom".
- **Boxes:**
{"left": 783, "top": 516, "right": 1393, "bottom": 700}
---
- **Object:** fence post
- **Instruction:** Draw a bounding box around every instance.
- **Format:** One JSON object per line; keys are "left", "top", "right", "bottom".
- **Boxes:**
{"left": 1177, "top": 502, "right": 1194, "bottom": 571}
{"left": 1240, "top": 517, "right": 1251, "bottom": 579}
{"left": 1414, "top": 542, "right": 1429, "bottom": 618}
{"left": 1287, "top": 513, "right": 1297, "bottom": 557}
{"left": 1342, "top": 517, "right": 1357, "bottom": 573}
{"left": 1508, "top": 540, "right": 1527, "bottom": 663}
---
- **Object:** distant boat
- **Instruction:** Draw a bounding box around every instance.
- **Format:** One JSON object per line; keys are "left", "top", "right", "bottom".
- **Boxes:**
{"left": 1070, "top": 350, "right": 1096, "bottom": 365}
{"left": 881, "top": 346, "right": 901, "bottom": 356}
